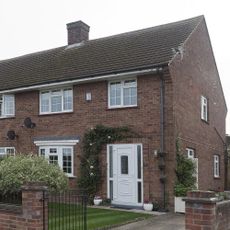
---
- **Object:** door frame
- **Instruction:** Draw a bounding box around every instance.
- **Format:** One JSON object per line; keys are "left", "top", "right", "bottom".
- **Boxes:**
{"left": 107, "top": 143, "right": 143, "bottom": 206}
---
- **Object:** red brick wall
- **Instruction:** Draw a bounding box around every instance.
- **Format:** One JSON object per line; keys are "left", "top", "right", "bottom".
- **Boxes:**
{"left": 185, "top": 191, "right": 230, "bottom": 230}
{"left": 0, "top": 182, "right": 47, "bottom": 230}
{"left": 169, "top": 18, "right": 227, "bottom": 192}
{"left": 0, "top": 73, "right": 175, "bottom": 205}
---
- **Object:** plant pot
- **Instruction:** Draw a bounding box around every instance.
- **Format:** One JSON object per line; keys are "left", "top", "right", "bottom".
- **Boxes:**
{"left": 143, "top": 203, "right": 153, "bottom": 211}
{"left": 174, "top": 197, "right": 185, "bottom": 213}
{"left": 93, "top": 198, "right": 102, "bottom": 206}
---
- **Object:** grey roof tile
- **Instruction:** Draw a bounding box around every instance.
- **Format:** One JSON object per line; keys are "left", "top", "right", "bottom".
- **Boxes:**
{"left": 0, "top": 16, "right": 203, "bottom": 91}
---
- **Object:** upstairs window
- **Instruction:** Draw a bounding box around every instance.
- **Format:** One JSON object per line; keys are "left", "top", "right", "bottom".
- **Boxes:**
{"left": 40, "top": 88, "right": 73, "bottom": 114}
{"left": 214, "top": 155, "right": 220, "bottom": 178}
{"left": 201, "top": 96, "right": 208, "bottom": 122}
{"left": 0, "top": 94, "right": 15, "bottom": 118}
{"left": 109, "top": 79, "right": 137, "bottom": 108}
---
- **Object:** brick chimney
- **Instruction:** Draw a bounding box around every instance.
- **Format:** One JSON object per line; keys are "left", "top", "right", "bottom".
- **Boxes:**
{"left": 66, "top": 21, "right": 90, "bottom": 45}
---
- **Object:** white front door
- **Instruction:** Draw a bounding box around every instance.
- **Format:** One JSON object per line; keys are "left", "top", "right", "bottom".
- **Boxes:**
{"left": 107, "top": 144, "right": 143, "bottom": 206}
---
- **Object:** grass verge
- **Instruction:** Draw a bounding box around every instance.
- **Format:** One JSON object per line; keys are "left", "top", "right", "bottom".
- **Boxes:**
{"left": 48, "top": 203, "right": 152, "bottom": 230}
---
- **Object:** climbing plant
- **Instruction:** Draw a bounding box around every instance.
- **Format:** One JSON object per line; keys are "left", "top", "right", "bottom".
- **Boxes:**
{"left": 174, "top": 138, "right": 196, "bottom": 197}
{"left": 78, "top": 125, "right": 135, "bottom": 202}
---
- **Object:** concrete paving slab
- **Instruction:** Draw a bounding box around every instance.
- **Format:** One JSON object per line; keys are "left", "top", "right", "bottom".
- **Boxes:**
{"left": 111, "top": 213, "right": 185, "bottom": 230}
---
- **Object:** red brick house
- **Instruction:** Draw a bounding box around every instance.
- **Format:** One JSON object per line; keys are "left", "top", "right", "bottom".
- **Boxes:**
{"left": 0, "top": 16, "right": 227, "bottom": 208}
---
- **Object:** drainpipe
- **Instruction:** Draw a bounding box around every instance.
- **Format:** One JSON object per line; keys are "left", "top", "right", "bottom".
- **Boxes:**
{"left": 159, "top": 67, "right": 166, "bottom": 210}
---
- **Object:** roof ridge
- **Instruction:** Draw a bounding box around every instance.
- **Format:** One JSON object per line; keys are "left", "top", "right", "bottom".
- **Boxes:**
{"left": 86, "top": 15, "right": 204, "bottom": 43}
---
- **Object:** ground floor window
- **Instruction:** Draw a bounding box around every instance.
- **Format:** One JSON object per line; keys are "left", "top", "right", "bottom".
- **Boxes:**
{"left": 39, "top": 146, "right": 74, "bottom": 177}
{"left": 0, "top": 147, "right": 15, "bottom": 157}
{"left": 214, "top": 155, "right": 220, "bottom": 178}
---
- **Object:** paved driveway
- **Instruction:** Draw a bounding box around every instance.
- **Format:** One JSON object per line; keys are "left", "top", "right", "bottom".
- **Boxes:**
{"left": 112, "top": 213, "right": 185, "bottom": 230}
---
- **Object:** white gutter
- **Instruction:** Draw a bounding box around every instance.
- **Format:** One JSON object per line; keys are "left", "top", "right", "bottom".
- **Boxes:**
{"left": 0, "top": 68, "right": 159, "bottom": 94}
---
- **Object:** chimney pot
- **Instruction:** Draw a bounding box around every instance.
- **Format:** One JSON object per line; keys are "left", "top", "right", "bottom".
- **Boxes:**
{"left": 66, "top": 20, "right": 90, "bottom": 45}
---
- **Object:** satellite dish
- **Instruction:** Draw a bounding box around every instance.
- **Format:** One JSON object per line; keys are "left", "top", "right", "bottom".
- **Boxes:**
{"left": 24, "top": 117, "right": 36, "bottom": 129}
{"left": 7, "top": 130, "right": 16, "bottom": 140}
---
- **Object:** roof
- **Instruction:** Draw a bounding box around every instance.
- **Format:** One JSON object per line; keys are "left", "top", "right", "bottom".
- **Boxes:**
{"left": 0, "top": 16, "right": 203, "bottom": 91}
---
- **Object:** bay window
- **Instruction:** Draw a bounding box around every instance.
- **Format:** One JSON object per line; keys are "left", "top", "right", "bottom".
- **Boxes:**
{"left": 39, "top": 146, "right": 74, "bottom": 177}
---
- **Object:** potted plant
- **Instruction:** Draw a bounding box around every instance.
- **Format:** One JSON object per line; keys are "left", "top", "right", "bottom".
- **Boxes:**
{"left": 93, "top": 195, "right": 102, "bottom": 205}
{"left": 174, "top": 142, "right": 196, "bottom": 213}
{"left": 143, "top": 199, "right": 153, "bottom": 211}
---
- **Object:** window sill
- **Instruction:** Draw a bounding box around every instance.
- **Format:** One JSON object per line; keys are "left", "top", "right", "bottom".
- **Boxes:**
{"left": 201, "top": 119, "right": 209, "bottom": 124}
{"left": 214, "top": 176, "right": 220, "bottom": 179}
{"left": 107, "top": 105, "right": 139, "bottom": 110}
{"left": 0, "top": 116, "right": 15, "bottom": 120}
{"left": 39, "top": 111, "right": 73, "bottom": 116}
{"left": 68, "top": 175, "right": 76, "bottom": 179}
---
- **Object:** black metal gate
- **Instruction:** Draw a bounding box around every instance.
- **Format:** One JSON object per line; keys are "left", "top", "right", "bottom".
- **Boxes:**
{"left": 44, "top": 190, "right": 87, "bottom": 230}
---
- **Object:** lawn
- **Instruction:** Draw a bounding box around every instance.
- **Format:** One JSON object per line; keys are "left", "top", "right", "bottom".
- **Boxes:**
{"left": 48, "top": 203, "right": 151, "bottom": 230}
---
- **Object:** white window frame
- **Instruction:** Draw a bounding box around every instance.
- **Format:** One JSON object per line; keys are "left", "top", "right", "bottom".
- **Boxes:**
{"left": 186, "top": 148, "right": 195, "bottom": 159}
{"left": 39, "top": 146, "right": 74, "bottom": 177}
{"left": 39, "top": 88, "right": 73, "bottom": 115}
{"left": 214, "top": 155, "right": 220, "bottom": 178}
{"left": 0, "top": 147, "right": 15, "bottom": 157}
{"left": 108, "top": 79, "right": 137, "bottom": 108}
{"left": 0, "top": 94, "right": 15, "bottom": 118}
{"left": 201, "top": 95, "right": 208, "bottom": 121}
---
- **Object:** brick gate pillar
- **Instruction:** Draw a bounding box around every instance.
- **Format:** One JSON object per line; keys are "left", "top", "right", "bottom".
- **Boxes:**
{"left": 21, "top": 182, "right": 48, "bottom": 230}
{"left": 183, "top": 191, "right": 218, "bottom": 230}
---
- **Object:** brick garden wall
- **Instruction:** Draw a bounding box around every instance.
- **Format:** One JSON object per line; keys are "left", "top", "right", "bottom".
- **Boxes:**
{"left": 185, "top": 190, "right": 230, "bottom": 230}
{"left": 0, "top": 182, "right": 47, "bottom": 230}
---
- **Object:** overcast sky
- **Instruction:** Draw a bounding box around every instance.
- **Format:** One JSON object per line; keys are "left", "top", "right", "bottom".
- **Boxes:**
{"left": 0, "top": 0, "right": 229, "bottom": 133}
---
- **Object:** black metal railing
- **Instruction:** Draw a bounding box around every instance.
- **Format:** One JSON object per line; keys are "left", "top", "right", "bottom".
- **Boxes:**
{"left": 46, "top": 190, "right": 87, "bottom": 230}
{"left": 0, "top": 191, "right": 22, "bottom": 206}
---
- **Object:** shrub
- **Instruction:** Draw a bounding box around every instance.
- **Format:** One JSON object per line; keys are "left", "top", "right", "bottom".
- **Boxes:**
{"left": 0, "top": 155, "right": 68, "bottom": 193}
{"left": 174, "top": 139, "right": 196, "bottom": 197}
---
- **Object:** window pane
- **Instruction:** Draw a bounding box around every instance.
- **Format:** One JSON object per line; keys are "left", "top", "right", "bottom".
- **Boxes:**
{"left": 109, "top": 181, "right": 113, "bottom": 200}
{"left": 137, "top": 145, "right": 141, "bottom": 179}
{"left": 110, "top": 82, "right": 121, "bottom": 106}
{"left": 63, "top": 148, "right": 72, "bottom": 174}
{"left": 63, "top": 89, "right": 73, "bottom": 111}
{"left": 0, "top": 103, "right": 2, "bottom": 116}
{"left": 4, "top": 95, "right": 15, "bottom": 115}
{"left": 49, "top": 155, "right": 58, "bottom": 165}
{"left": 214, "top": 155, "right": 220, "bottom": 177}
{"left": 6, "top": 148, "right": 15, "bottom": 156}
{"left": 40, "top": 149, "right": 45, "bottom": 157}
{"left": 109, "top": 146, "right": 113, "bottom": 178}
{"left": 201, "top": 96, "right": 208, "bottom": 121}
{"left": 121, "top": 155, "right": 128, "bottom": 174}
{"left": 50, "top": 148, "right": 57, "bottom": 153}
{"left": 138, "top": 182, "right": 142, "bottom": 203}
{"left": 123, "top": 86, "right": 137, "bottom": 106}
{"left": 0, "top": 148, "right": 5, "bottom": 155}
{"left": 51, "top": 95, "right": 62, "bottom": 112}
{"left": 123, "top": 88, "right": 130, "bottom": 105}
{"left": 41, "top": 92, "right": 50, "bottom": 113}
{"left": 131, "top": 87, "right": 137, "bottom": 105}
